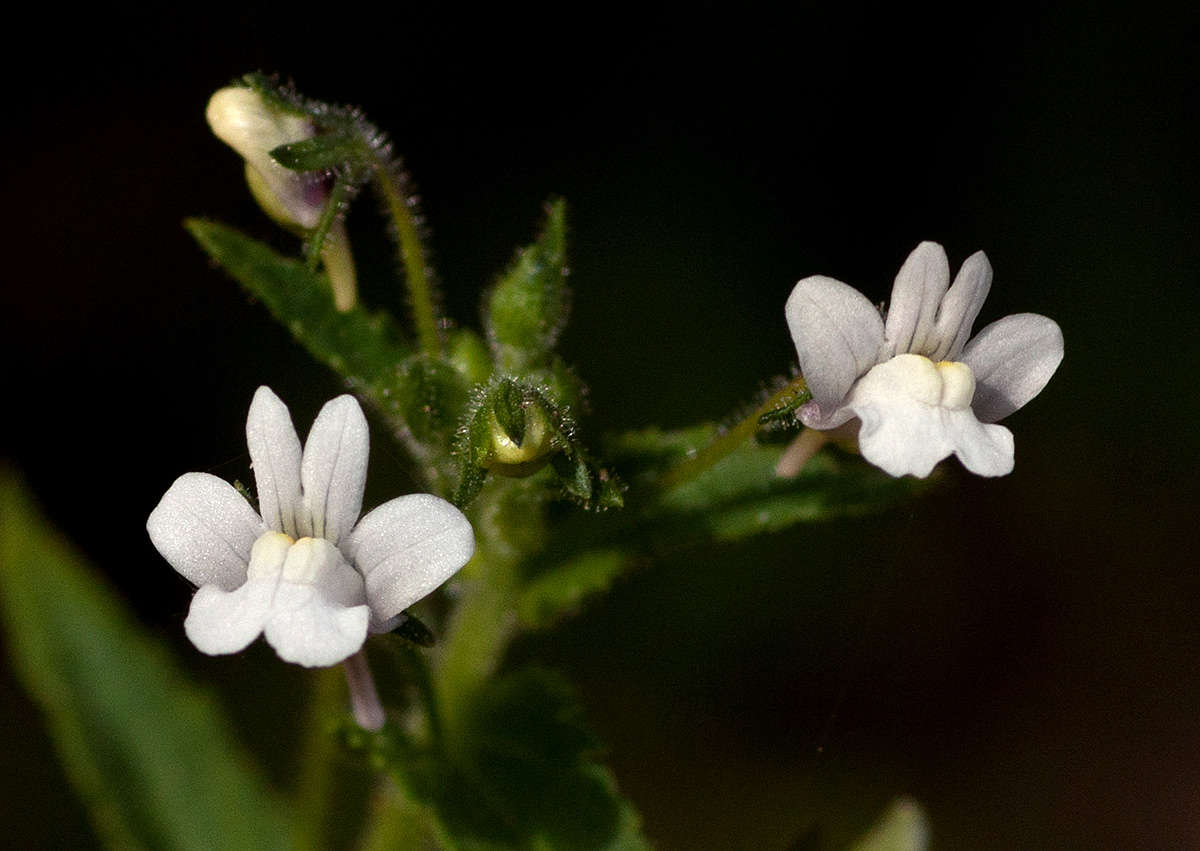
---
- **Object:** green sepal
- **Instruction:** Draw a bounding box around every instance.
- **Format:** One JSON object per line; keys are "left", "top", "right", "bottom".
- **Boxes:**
{"left": 490, "top": 378, "right": 530, "bottom": 447}
{"left": 240, "top": 72, "right": 312, "bottom": 119}
{"left": 270, "top": 134, "right": 363, "bottom": 172}
{"left": 0, "top": 471, "right": 294, "bottom": 851}
{"left": 484, "top": 198, "right": 570, "bottom": 371}
{"left": 551, "top": 451, "right": 592, "bottom": 502}
{"left": 757, "top": 380, "right": 812, "bottom": 433}
{"left": 391, "top": 611, "right": 437, "bottom": 648}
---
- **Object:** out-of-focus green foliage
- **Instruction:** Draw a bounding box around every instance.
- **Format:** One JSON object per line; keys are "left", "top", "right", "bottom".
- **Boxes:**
{"left": 848, "top": 798, "right": 930, "bottom": 851}
{"left": 346, "top": 667, "right": 649, "bottom": 850}
{"left": 512, "top": 426, "right": 930, "bottom": 629}
{"left": 0, "top": 471, "right": 293, "bottom": 851}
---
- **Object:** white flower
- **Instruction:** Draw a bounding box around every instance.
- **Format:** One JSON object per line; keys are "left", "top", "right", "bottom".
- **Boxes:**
{"left": 147, "top": 387, "right": 475, "bottom": 667}
{"left": 785, "top": 241, "right": 1063, "bottom": 478}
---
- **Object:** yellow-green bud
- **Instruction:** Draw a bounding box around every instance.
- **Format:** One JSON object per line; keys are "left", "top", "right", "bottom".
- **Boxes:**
{"left": 485, "top": 405, "right": 554, "bottom": 477}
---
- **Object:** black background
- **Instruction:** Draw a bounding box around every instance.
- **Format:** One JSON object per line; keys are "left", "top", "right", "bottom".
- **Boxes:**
{"left": 2, "top": 4, "right": 1198, "bottom": 848}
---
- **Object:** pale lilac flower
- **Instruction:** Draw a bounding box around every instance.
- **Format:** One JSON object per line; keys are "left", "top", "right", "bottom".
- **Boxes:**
{"left": 147, "top": 387, "right": 475, "bottom": 667}
{"left": 785, "top": 242, "right": 1063, "bottom": 477}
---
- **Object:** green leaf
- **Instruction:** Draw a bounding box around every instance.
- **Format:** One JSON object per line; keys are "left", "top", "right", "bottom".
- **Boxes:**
{"left": 394, "top": 354, "right": 471, "bottom": 447}
{"left": 517, "top": 548, "right": 630, "bottom": 630}
{"left": 270, "top": 134, "right": 362, "bottom": 171}
{"left": 514, "top": 427, "right": 929, "bottom": 628}
{"left": 398, "top": 668, "right": 648, "bottom": 850}
{"left": 484, "top": 199, "right": 570, "bottom": 371}
{"left": 0, "top": 471, "right": 294, "bottom": 851}
{"left": 628, "top": 426, "right": 931, "bottom": 543}
{"left": 185, "top": 218, "right": 420, "bottom": 429}
{"left": 848, "top": 798, "right": 930, "bottom": 851}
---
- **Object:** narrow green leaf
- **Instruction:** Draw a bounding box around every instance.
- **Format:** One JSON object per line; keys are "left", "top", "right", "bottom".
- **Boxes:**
{"left": 484, "top": 198, "right": 570, "bottom": 370}
{"left": 0, "top": 471, "right": 293, "bottom": 851}
{"left": 515, "top": 427, "right": 929, "bottom": 628}
{"left": 303, "top": 174, "right": 354, "bottom": 270}
{"left": 185, "top": 219, "right": 421, "bottom": 430}
{"left": 645, "top": 437, "right": 929, "bottom": 543}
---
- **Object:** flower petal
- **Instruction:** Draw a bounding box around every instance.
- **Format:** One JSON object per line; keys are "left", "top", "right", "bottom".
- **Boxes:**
{"left": 262, "top": 583, "right": 370, "bottom": 667}
{"left": 184, "top": 580, "right": 274, "bottom": 655}
{"left": 147, "top": 472, "right": 263, "bottom": 590}
{"left": 246, "top": 386, "right": 305, "bottom": 537}
{"left": 846, "top": 355, "right": 1014, "bottom": 477}
{"left": 785, "top": 275, "right": 885, "bottom": 415}
{"left": 961, "top": 313, "right": 1064, "bottom": 423}
{"left": 944, "top": 412, "right": 1015, "bottom": 477}
{"left": 883, "top": 241, "right": 950, "bottom": 358}
{"left": 301, "top": 395, "right": 369, "bottom": 546}
{"left": 345, "top": 494, "right": 475, "bottom": 623}
{"left": 930, "top": 250, "right": 992, "bottom": 361}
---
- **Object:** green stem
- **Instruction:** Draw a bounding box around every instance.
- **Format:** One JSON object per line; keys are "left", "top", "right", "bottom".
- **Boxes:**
{"left": 432, "top": 480, "right": 530, "bottom": 740}
{"left": 370, "top": 157, "right": 441, "bottom": 357}
{"left": 293, "top": 666, "right": 345, "bottom": 851}
{"left": 656, "top": 374, "right": 809, "bottom": 491}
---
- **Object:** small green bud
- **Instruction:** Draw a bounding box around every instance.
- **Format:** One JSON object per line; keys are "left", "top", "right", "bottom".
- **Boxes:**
{"left": 486, "top": 404, "right": 554, "bottom": 476}
{"left": 453, "top": 377, "right": 625, "bottom": 509}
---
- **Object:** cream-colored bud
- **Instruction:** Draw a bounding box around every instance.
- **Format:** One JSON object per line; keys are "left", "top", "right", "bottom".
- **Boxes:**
{"left": 206, "top": 86, "right": 323, "bottom": 230}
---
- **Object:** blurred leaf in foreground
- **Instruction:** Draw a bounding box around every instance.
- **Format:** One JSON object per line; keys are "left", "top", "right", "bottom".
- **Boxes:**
{"left": 0, "top": 470, "right": 294, "bottom": 851}
{"left": 515, "top": 426, "right": 931, "bottom": 629}
{"left": 848, "top": 798, "right": 930, "bottom": 851}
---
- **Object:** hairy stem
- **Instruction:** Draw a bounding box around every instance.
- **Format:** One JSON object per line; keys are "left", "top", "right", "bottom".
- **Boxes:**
{"left": 656, "top": 374, "right": 809, "bottom": 491}
{"left": 371, "top": 159, "right": 441, "bottom": 357}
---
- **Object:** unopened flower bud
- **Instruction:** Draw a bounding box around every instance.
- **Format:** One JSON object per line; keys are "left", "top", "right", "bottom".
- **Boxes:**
{"left": 206, "top": 86, "right": 327, "bottom": 230}
{"left": 485, "top": 403, "right": 554, "bottom": 477}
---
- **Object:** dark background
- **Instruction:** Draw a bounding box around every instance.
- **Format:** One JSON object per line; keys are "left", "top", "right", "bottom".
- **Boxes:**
{"left": 3, "top": 4, "right": 1198, "bottom": 848}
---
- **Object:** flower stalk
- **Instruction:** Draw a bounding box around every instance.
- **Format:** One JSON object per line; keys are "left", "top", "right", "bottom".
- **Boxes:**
{"left": 343, "top": 650, "right": 386, "bottom": 731}
{"left": 656, "top": 374, "right": 809, "bottom": 491}
{"left": 370, "top": 157, "right": 441, "bottom": 357}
